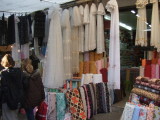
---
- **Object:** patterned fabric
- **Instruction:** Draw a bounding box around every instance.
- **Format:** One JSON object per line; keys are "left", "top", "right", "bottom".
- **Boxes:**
{"left": 92, "top": 74, "right": 103, "bottom": 84}
{"left": 131, "top": 88, "right": 160, "bottom": 101}
{"left": 86, "top": 85, "right": 93, "bottom": 118}
{"left": 145, "top": 65, "right": 152, "bottom": 78}
{"left": 136, "top": 81, "right": 160, "bottom": 90}
{"left": 129, "top": 93, "right": 140, "bottom": 104}
{"left": 89, "top": 61, "right": 97, "bottom": 74}
{"left": 104, "top": 83, "right": 110, "bottom": 112}
{"left": 66, "top": 88, "right": 87, "bottom": 120}
{"left": 139, "top": 96, "right": 160, "bottom": 107}
{"left": 47, "top": 92, "right": 56, "bottom": 120}
{"left": 151, "top": 64, "right": 156, "bottom": 78}
{"left": 146, "top": 104, "right": 155, "bottom": 120}
{"left": 153, "top": 106, "right": 160, "bottom": 120}
{"left": 139, "top": 106, "right": 147, "bottom": 120}
{"left": 101, "top": 83, "right": 107, "bottom": 113}
{"left": 56, "top": 93, "right": 66, "bottom": 120}
{"left": 83, "top": 61, "right": 90, "bottom": 74}
{"left": 79, "top": 62, "right": 84, "bottom": 77}
{"left": 84, "top": 52, "right": 89, "bottom": 61}
{"left": 89, "top": 52, "right": 95, "bottom": 61}
{"left": 132, "top": 105, "right": 141, "bottom": 120}
{"left": 89, "top": 84, "right": 96, "bottom": 115}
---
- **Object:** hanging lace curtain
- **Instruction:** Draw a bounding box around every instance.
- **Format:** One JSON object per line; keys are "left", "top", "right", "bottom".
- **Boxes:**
{"left": 150, "top": 0, "right": 160, "bottom": 52}
{"left": 135, "top": 0, "right": 148, "bottom": 47}
{"left": 61, "top": 9, "right": 72, "bottom": 79}
{"left": 106, "top": 0, "right": 120, "bottom": 89}
{"left": 42, "top": 5, "right": 64, "bottom": 89}
{"left": 97, "top": 3, "right": 106, "bottom": 53}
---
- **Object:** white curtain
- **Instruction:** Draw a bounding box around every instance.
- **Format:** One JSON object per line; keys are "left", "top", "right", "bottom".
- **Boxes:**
{"left": 42, "top": 5, "right": 64, "bottom": 89}
{"left": 12, "top": 16, "right": 21, "bottom": 67}
{"left": 150, "top": 0, "right": 160, "bottom": 52}
{"left": 84, "top": 4, "right": 90, "bottom": 52}
{"left": 79, "top": 5, "right": 85, "bottom": 52}
{"left": 135, "top": 0, "right": 148, "bottom": 47}
{"left": 97, "top": 3, "right": 106, "bottom": 53}
{"left": 106, "top": 0, "right": 120, "bottom": 89}
{"left": 89, "top": 3, "right": 97, "bottom": 51}
{"left": 61, "top": 9, "right": 72, "bottom": 80}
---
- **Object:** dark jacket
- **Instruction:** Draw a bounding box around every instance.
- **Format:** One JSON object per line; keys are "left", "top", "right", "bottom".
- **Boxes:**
{"left": 0, "top": 67, "right": 27, "bottom": 110}
{"left": 24, "top": 69, "right": 45, "bottom": 109}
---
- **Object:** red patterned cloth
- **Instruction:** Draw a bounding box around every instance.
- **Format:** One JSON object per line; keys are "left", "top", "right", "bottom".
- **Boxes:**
{"left": 145, "top": 65, "right": 151, "bottom": 78}
{"left": 100, "top": 68, "right": 108, "bottom": 82}
{"left": 66, "top": 88, "right": 87, "bottom": 120}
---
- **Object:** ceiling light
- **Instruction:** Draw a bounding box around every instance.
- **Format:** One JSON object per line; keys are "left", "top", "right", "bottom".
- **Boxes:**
{"left": 131, "top": 10, "right": 136, "bottom": 14}
{"left": 149, "top": 25, "right": 152, "bottom": 27}
{"left": 144, "top": 29, "right": 151, "bottom": 31}
{"left": 145, "top": 22, "right": 149, "bottom": 25}
{"left": 136, "top": 14, "right": 140, "bottom": 17}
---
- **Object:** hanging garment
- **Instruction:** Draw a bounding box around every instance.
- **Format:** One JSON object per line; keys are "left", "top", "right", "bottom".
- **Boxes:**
{"left": 34, "top": 38, "right": 44, "bottom": 60}
{"left": 20, "top": 43, "right": 30, "bottom": 59}
{"left": 61, "top": 9, "right": 72, "bottom": 79}
{"left": 89, "top": 3, "right": 97, "bottom": 50}
{"left": 56, "top": 93, "right": 66, "bottom": 120}
{"left": 97, "top": 3, "right": 106, "bottom": 53}
{"left": 84, "top": 4, "right": 90, "bottom": 51}
{"left": 150, "top": 0, "right": 160, "bottom": 52}
{"left": 66, "top": 88, "right": 87, "bottom": 120}
{"left": 42, "top": 6, "right": 65, "bottom": 89}
{"left": 8, "top": 14, "right": 15, "bottom": 45}
{"left": 106, "top": 0, "right": 120, "bottom": 89}
{"left": 46, "top": 92, "right": 56, "bottom": 120}
{"left": 135, "top": 0, "right": 148, "bottom": 46}
{"left": 79, "top": 5, "right": 85, "bottom": 52}
{"left": 70, "top": 6, "right": 82, "bottom": 73}
{"left": 12, "top": 16, "right": 21, "bottom": 67}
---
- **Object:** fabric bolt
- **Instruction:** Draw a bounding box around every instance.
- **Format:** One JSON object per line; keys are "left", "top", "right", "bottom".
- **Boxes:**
{"left": 154, "top": 106, "right": 160, "bottom": 120}
{"left": 150, "top": 84, "right": 160, "bottom": 90}
{"left": 20, "top": 43, "right": 30, "bottom": 59}
{"left": 83, "top": 85, "right": 91, "bottom": 119}
{"left": 79, "top": 87, "right": 87, "bottom": 117}
{"left": 56, "top": 93, "right": 66, "bottom": 120}
{"left": 89, "top": 84, "right": 96, "bottom": 115}
{"left": 84, "top": 74, "right": 93, "bottom": 85}
{"left": 61, "top": 9, "right": 72, "bottom": 80}
{"left": 84, "top": 52, "right": 90, "bottom": 61}
{"left": 92, "top": 74, "right": 103, "bottom": 84}
{"left": 83, "top": 61, "right": 90, "bottom": 74}
{"left": 64, "top": 113, "right": 71, "bottom": 120}
{"left": 104, "top": 83, "right": 110, "bottom": 112}
{"left": 79, "top": 53, "right": 84, "bottom": 62}
{"left": 132, "top": 105, "right": 141, "bottom": 120}
{"left": 65, "top": 88, "right": 87, "bottom": 120}
{"left": 96, "top": 59, "right": 103, "bottom": 74}
{"left": 151, "top": 64, "right": 156, "bottom": 78}
{"left": 146, "top": 60, "right": 152, "bottom": 65}
{"left": 155, "top": 64, "right": 159, "bottom": 79}
{"left": 97, "top": 3, "right": 106, "bottom": 53}
{"left": 47, "top": 92, "right": 56, "bottom": 120}
{"left": 106, "top": 0, "right": 120, "bottom": 89}
{"left": 89, "top": 3, "right": 97, "bottom": 50}
{"left": 139, "top": 106, "right": 147, "bottom": 120}
{"left": 140, "top": 66, "right": 145, "bottom": 77}
{"left": 142, "top": 59, "right": 146, "bottom": 67}
{"left": 135, "top": 1, "right": 148, "bottom": 47}
{"left": 86, "top": 85, "right": 93, "bottom": 118}
{"left": 42, "top": 5, "right": 64, "bottom": 89}
{"left": 89, "top": 61, "right": 97, "bottom": 74}
{"left": 146, "top": 104, "right": 155, "bottom": 120}
{"left": 145, "top": 65, "right": 152, "bottom": 78}
{"left": 158, "top": 59, "right": 160, "bottom": 65}
{"left": 12, "top": 16, "right": 21, "bottom": 67}
{"left": 89, "top": 52, "right": 95, "bottom": 61}
{"left": 129, "top": 93, "right": 140, "bottom": 104}
{"left": 101, "top": 83, "right": 108, "bottom": 113}
{"left": 95, "top": 53, "right": 103, "bottom": 61}
{"left": 150, "top": 0, "right": 160, "bottom": 52}
{"left": 152, "top": 58, "right": 158, "bottom": 64}
{"left": 79, "top": 62, "right": 84, "bottom": 77}
{"left": 141, "top": 77, "right": 149, "bottom": 83}
{"left": 131, "top": 88, "right": 160, "bottom": 101}
{"left": 120, "top": 102, "right": 135, "bottom": 120}
{"left": 100, "top": 68, "right": 108, "bottom": 82}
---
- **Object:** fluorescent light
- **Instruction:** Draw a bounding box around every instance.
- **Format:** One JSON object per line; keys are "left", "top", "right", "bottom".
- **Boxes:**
{"left": 136, "top": 14, "right": 140, "bottom": 17}
{"left": 145, "top": 22, "right": 149, "bottom": 25}
{"left": 131, "top": 10, "right": 136, "bottom": 14}
{"left": 149, "top": 25, "right": 152, "bottom": 28}
{"left": 144, "top": 29, "right": 151, "bottom": 31}
{"left": 104, "top": 15, "right": 132, "bottom": 31}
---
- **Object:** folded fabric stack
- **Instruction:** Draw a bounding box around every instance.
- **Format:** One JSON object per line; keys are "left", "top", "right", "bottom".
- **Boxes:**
{"left": 66, "top": 82, "right": 111, "bottom": 120}
{"left": 121, "top": 102, "right": 160, "bottom": 120}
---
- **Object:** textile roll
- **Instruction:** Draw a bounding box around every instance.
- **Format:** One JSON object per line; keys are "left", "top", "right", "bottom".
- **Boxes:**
{"left": 146, "top": 60, "right": 152, "bottom": 65}
{"left": 66, "top": 88, "right": 87, "bottom": 120}
{"left": 89, "top": 61, "right": 97, "bottom": 74}
{"left": 154, "top": 106, "right": 160, "bottom": 120}
{"left": 151, "top": 64, "right": 156, "bottom": 78}
{"left": 86, "top": 85, "right": 93, "bottom": 118}
{"left": 79, "top": 53, "right": 84, "bottom": 62}
{"left": 156, "top": 64, "right": 159, "bottom": 79}
{"left": 93, "top": 74, "right": 103, "bottom": 84}
{"left": 146, "top": 104, "right": 155, "bottom": 120}
{"left": 94, "top": 53, "right": 103, "bottom": 61}
{"left": 56, "top": 93, "right": 66, "bottom": 120}
{"left": 129, "top": 93, "right": 140, "bottom": 105}
{"left": 141, "top": 77, "right": 149, "bottom": 83}
{"left": 100, "top": 83, "right": 107, "bottom": 113}
{"left": 140, "top": 66, "right": 144, "bottom": 77}
{"left": 81, "top": 74, "right": 93, "bottom": 85}
{"left": 158, "top": 59, "right": 160, "bottom": 65}
{"left": 131, "top": 88, "right": 160, "bottom": 101}
{"left": 100, "top": 68, "right": 108, "bottom": 82}
{"left": 89, "top": 52, "right": 95, "bottom": 61}
{"left": 96, "top": 60, "right": 103, "bottom": 74}
{"left": 89, "top": 84, "right": 96, "bottom": 115}
{"left": 104, "top": 83, "right": 110, "bottom": 113}
{"left": 139, "top": 96, "right": 160, "bottom": 107}
{"left": 152, "top": 58, "right": 158, "bottom": 64}
{"left": 79, "top": 62, "right": 84, "bottom": 77}
{"left": 79, "top": 87, "right": 87, "bottom": 117}
{"left": 84, "top": 52, "right": 90, "bottom": 61}
{"left": 142, "top": 59, "right": 146, "bottom": 67}
{"left": 47, "top": 92, "right": 56, "bottom": 120}
{"left": 148, "top": 79, "right": 158, "bottom": 84}
{"left": 83, "top": 61, "right": 90, "bottom": 74}
{"left": 144, "top": 65, "right": 151, "bottom": 78}
{"left": 139, "top": 106, "right": 147, "bottom": 120}
{"left": 136, "top": 76, "right": 143, "bottom": 82}
{"left": 132, "top": 106, "right": 141, "bottom": 120}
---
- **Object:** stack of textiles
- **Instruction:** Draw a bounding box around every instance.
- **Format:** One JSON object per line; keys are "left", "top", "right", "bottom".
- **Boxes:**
{"left": 79, "top": 52, "right": 107, "bottom": 82}
{"left": 66, "top": 79, "right": 81, "bottom": 89}
{"left": 65, "top": 82, "right": 111, "bottom": 120}
{"left": 121, "top": 102, "right": 160, "bottom": 120}
{"left": 131, "top": 76, "right": 160, "bottom": 107}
